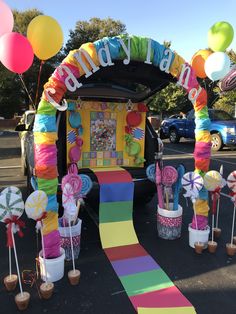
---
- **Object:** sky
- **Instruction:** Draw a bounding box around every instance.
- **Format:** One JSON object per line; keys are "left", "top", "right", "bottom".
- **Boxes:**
{"left": 5, "top": 0, "right": 236, "bottom": 62}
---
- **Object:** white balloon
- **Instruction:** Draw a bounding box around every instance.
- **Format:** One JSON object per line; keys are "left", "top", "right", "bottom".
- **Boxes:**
{"left": 204, "top": 52, "right": 231, "bottom": 81}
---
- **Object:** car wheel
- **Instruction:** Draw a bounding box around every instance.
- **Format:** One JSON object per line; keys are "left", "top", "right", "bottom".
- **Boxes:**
{"left": 211, "top": 133, "right": 223, "bottom": 151}
{"left": 169, "top": 129, "right": 180, "bottom": 143}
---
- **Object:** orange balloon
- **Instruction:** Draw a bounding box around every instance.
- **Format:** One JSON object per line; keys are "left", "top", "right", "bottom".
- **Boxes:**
{"left": 191, "top": 49, "right": 212, "bottom": 78}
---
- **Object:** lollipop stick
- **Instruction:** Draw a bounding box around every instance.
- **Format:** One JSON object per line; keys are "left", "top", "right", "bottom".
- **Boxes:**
{"left": 216, "top": 197, "right": 220, "bottom": 229}
{"left": 9, "top": 246, "right": 12, "bottom": 278}
{"left": 211, "top": 214, "right": 215, "bottom": 243}
{"left": 193, "top": 202, "right": 200, "bottom": 244}
{"left": 165, "top": 189, "right": 169, "bottom": 210}
{"left": 40, "top": 227, "right": 48, "bottom": 284}
{"left": 230, "top": 205, "right": 236, "bottom": 246}
{"left": 69, "top": 219, "right": 75, "bottom": 272}
{"left": 11, "top": 225, "right": 23, "bottom": 295}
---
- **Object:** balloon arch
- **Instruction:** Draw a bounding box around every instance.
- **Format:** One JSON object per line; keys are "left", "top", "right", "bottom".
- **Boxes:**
{"left": 33, "top": 35, "right": 210, "bottom": 257}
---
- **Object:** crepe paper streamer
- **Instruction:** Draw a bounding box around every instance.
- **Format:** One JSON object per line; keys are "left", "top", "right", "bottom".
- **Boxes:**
{"left": 62, "top": 174, "right": 82, "bottom": 197}
{"left": 173, "top": 165, "right": 185, "bottom": 211}
{"left": 0, "top": 192, "right": 24, "bottom": 222}
{"left": 37, "top": 178, "right": 58, "bottom": 195}
{"left": 78, "top": 174, "right": 93, "bottom": 197}
{"left": 0, "top": 186, "right": 22, "bottom": 198}
{"left": 146, "top": 164, "right": 156, "bottom": 183}
{"left": 219, "top": 66, "right": 236, "bottom": 92}
{"left": 156, "top": 162, "right": 164, "bottom": 209}
{"left": 181, "top": 172, "right": 204, "bottom": 202}
{"left": 34, "top": 114, "right": 56, "bottom": 132}
{"left": 25, "top": 190, "right": 48, "bottom": 221}
{"left": 34, "top": 144, "right": 57, "bottom": 166}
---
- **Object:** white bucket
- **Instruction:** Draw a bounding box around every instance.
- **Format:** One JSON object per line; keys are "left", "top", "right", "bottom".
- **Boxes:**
{"left": 39, "top": 248, "right": 65, "bottom": 282}
{"left": 188, "top": 225, "right": 210, "bottom": 249}
{"left": 157, "top": 203, "right": 183, "bottom": 240}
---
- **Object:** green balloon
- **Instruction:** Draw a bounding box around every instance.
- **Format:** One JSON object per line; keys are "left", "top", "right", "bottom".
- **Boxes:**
{"left": 208, "top": 21, "right": 234, "bottom": 52}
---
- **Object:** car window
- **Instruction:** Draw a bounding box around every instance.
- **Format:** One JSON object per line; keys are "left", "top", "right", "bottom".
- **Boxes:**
{"left": 186, "top": 110, "right": 195, "bottom": 120}
{"left": 209, "top": 110, "right": 234, "bottom": 121}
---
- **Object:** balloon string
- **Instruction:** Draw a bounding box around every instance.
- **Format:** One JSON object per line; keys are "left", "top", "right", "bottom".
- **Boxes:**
{"left": 18, "top": 74, "right": 35, "bottom": 110}
{"left": 35, "top": 60, "right": 44, "bottom": 106}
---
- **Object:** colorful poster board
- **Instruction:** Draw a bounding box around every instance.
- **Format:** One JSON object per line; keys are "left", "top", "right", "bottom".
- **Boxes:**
{"left": 66, "top": 100, "right": 146, "bottom": 169}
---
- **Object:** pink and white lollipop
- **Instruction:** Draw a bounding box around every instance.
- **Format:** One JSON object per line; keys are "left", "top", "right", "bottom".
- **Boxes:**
{"left": 61, "top": 174, "right": 82, "bottom": 199}
{"left": 162, "top": 166, "right": 178, "bottom": 210}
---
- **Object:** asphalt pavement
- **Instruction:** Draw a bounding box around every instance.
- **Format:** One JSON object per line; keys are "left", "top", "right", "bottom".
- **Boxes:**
{"left": 1, "top": 133, "right": 236, "bottom": 314}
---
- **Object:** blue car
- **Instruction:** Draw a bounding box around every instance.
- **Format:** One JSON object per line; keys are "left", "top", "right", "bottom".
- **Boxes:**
{"left": 160, "top": 109, "right": 236, "bottom": 151}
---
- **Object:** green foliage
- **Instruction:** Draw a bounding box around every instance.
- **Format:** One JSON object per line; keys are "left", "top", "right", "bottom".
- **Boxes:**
{"left": 64, "top": 17, "right": 126, "bottom": 55}
{"left": 148, "top": 83, "right": 192, "bottom": 116}
{"left": 13, "top": 9, "right": 42, "bottom": 35}
{"left": 213, "top": 90, "right": 236, "bottom": 116}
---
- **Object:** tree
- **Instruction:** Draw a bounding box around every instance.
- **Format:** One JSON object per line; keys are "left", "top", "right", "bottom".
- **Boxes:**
{"left": 64, "top": 17, "right": 126, "bottom": 55}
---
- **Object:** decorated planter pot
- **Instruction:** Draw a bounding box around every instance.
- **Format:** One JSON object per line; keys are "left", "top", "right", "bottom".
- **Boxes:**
{"left": 39, "top": 248, "right": 65, "bottom": 282}
{"left": 58, "top": 218, "right": 82, "bottom": 261}
{"left": 157, "top": 203, "right": 183, "bottom": 240}
{"left": 188, "top": 225, "right": 210, "bottom": 249}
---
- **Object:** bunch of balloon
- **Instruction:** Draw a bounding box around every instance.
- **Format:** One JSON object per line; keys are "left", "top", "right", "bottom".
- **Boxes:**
{"left": 0, "top": 1, "right": 35, "bottom": 107}
{"left": 27, "top": 15, "right": 64, "bottom": 105}
{"left": 205, "top": 21, "right": 234, "bottom": 82}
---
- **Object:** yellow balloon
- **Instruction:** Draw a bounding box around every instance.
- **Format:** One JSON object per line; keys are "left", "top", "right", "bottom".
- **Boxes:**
{"left": 27, "top": 15, "right": 63, "bottom": 60}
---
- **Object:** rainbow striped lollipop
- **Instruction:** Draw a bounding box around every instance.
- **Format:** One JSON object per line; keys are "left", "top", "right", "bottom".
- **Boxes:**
{"left": 182, "top": 171, "right": 204, "bottom": 202}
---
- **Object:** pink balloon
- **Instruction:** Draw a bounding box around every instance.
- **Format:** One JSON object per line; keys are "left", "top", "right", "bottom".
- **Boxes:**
{"left": 0, "top": 32, "right": 34, "bottom": 74}
{"left": 0, "top": 1, "right": 14, "bottom": 37}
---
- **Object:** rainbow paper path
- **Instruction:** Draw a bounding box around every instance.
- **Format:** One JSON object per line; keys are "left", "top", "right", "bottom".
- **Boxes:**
{"left": 93, "top": 167, "right": 196, "bottom": 313}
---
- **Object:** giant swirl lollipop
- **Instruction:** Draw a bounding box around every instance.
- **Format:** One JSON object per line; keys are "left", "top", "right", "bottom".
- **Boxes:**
{"left": 25, "top": 190, "right": 54, "bottom": 299}
{"left": 162, "top": 166, "right": 178, "bottom": 210}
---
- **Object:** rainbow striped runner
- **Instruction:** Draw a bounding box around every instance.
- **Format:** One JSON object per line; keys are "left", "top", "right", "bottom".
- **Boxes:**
{"left": 92, "top": 167, "right": 196, "bottom": 313}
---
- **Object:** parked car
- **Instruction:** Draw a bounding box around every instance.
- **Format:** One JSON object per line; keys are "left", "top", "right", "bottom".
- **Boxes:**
{"left": 160, "top": 109, "right": 236, "bottom": 151}
{"left": 15, "top": 60, "right": 171, "bottom": 207}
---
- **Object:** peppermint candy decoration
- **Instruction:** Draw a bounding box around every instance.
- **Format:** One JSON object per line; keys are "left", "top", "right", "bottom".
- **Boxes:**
{"left": 182, "top": 171, "right": 204, "bottom": 201}
{"left": 0, "top": 192, "right": 24, "bottom": 222}
{"left": 1, "top": 186, "right": 22, "bottom": 198}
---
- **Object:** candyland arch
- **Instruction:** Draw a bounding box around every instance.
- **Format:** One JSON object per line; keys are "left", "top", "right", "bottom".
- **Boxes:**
{"left": 34, "top": 35, "right": 211, "bottom": 258}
